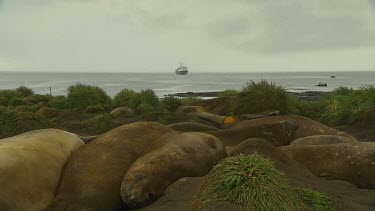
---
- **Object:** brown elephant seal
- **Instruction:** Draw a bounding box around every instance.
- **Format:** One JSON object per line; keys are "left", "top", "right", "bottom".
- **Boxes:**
{"left": 222, "top": 115, "right": 355, "bottom": 140}
{"left": 48, "top": 122, "right": 173, "bottom": 211}
{"left": 205, "top": 120, "right": 298, "bottom": 146}
{"left": 168, "top": 122, "right": 221, "bottom": 132}
{"left": 290, "top": 135, "right": 357, "bottom": 146}
{"left": 228, "top": 138, "right": 291, "bottom": 164}
{"left": 176, "top": 106, "right": 207, "bottom": 113}
{"left": 0, "top": 129, "right": 85, "bottom": 211}
{"left": 281, "top": 142, "right": 375, "bottom": 188}
{"left": 121, "top": 132, "right": 228, "bottom": 208}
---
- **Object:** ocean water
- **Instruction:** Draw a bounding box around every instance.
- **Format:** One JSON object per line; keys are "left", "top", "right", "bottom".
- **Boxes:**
{"left": 0, "top": 71, "right": 375, "bottom": 97}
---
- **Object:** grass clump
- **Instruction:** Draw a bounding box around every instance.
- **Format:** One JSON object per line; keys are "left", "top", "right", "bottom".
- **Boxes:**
{"left": 332, "top": 86, "right": 353, "bottom": 96}
{"left": 15, "top": 86, "right": 34, "bottom": 97}
{"left": 298, "top": 188, "right": 335, "bottom": 211}
{"left": 311, "top": 85, "right": 375, "bottom": 126}
{"left": 191, "top": 154, "right": 305, "bottom": 211}
{"left": 218, "top": 89, "right": 239, "bottom": 98}
{"left": 161, "top": 96, "right": 183, "bottom": 112}
{"left": 66, "top": 83, "right": 112, "bottom": 110}
{"left": 128, "top": 89, "right": 160, "bottom": 112}
{"left": 0, "top": 108, "right": 51, "bottom": 138}
{"left": 49, "top": 95, "right": 69, "bottom": 109}
{"left": 25, "top": 94, "right": 52, "bottom": 104}
{"left": 81, "top": 113, "right": 120, "bottom": 133}
{"left": 231, "top": 80, "right": 288, "bottom": 115}
{"left": 8, "top": 97, "right": 29, "bottom": 107}
{"left": 113, "top": 88, "right": 136, "bottom": 107}
{"left": 180, "top": 96, "right": 202, "bottom": 105}
{"left": 0, "top": 90, "right": 18, "bottom": 106}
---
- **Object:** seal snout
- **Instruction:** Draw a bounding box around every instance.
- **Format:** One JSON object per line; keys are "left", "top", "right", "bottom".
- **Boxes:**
{"left": 123, "top": 184, "right": 156, "bottom": 208}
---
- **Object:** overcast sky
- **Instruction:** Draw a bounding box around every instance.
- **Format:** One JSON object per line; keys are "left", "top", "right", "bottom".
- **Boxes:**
{"left": 0, "top": 0, "right": 375, "bottom": 72}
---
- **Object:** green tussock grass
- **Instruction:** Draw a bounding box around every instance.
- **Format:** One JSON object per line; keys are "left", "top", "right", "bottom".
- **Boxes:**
{"left": 25, "top": 94, "right": 52, "bottom": 104}
{"left": 67, "top": 83, "right": 112, "bottom": 110}
{"left": 218, "top": 89, "right": 239, "bottom": 98}
{"left": 113, "top": 88, "right": 136, "bottom": 107}
{"left": 332, "top": 86, "right": 353, "bottom": 96}
{"left": 298, "top": 188, "right": 335, "bottom": 211}
{"left": 312, "top": 85, "right": 375, "bottom": 126}
{"left": 231, "top": 80, "right": 288, "bottom": 115}
{"left": 180, "top": 96, "right": 202, "bottom": 105}
{"left": 191, "top": 154, "right": 306, "bottom": 211}
{"left": 161, "top": 96, "right": 183, "bottom": 112}
{"left": 0, "top": 108, "right": 51, "bottom": 138}
{"left": 128, "top": 89, "right": 160, "bottom": 112}
{"left": 15, "top": 86, "right": 34, "bottom": 97}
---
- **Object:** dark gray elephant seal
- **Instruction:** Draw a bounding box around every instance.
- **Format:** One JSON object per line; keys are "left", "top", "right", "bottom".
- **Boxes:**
{"left": 290, "top": 135, "right": 357, "bottom": 146}
{"left": 0, "top": 129, "right": 85, "bottom": 211}
{"left": 205, "top": 120, "right": 298, "bottom": 146}
{"left": 168, "top": 122, "right": 221, "bottom": 132}
{"left": 281, "top": 142, "right": 375, "bottom": 189}
{"left": 48, "top": 122, "right": 173, "bottom": 211}
{"left": 223, "top": 115, "right": 355, "bottom": 140}
{"left": 121, "top": 132, "right": 228, "bottom": 208}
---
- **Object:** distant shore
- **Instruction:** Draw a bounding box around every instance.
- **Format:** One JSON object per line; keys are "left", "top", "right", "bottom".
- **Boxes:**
{"left": 165, "top": 91, "right": 328, "bottom": 101}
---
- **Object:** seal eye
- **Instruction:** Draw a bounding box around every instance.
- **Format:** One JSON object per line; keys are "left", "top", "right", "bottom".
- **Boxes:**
{"left": 147, "top": 193, "right": 155, "bottom": 200}
{"left": 135, "top": 174, "right": 142, "bottom": 182}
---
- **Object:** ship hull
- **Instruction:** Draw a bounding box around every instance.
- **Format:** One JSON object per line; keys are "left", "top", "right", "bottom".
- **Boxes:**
{"left": 175, "top": 70, "right": 188, "bottom": 75}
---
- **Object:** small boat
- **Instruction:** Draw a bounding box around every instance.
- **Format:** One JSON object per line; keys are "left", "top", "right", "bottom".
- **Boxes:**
{"left": 175, "top": 63, "right": 188, "bottom": 75}
{"left": 331, "top": 76, "right": 335, "bottom": 78}
{"left": 316, "top": 83, "right": 327, "bottom": 87}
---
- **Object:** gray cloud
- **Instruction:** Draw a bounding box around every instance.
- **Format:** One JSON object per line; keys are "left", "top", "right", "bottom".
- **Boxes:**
{"left": 204, "top": 0, "right": 375, "bottom": 52}
{"left": 0, "top": 0, "right": 374, "bottom": 72}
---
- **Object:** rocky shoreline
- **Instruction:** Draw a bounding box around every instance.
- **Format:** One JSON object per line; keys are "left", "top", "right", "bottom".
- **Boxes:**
{"left": 165, "top": 91, "right": 328, "bottom": 101}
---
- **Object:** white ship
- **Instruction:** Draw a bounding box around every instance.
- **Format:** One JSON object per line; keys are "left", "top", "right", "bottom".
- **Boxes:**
{"left": 175, "top": 63, "right": 188, "bottom": 75}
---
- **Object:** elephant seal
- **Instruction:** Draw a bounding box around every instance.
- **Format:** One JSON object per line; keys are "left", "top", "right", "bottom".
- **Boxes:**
{"left": 281, "top": 142, "right": 375, "bottom": 189}
{"left": 222, "top": 115, "right": 355, "bottom": 140}
{"left": 290, "top": 135, "right": 357, "bottom": 146}
{"left": 48, "top": 122, "right": 173, "bottom": 211}
{"left": 0, "top": 129, "right": 85, "bottom": 211}
{"left": 205, "top": 120, "right": 298, "bottom": 146}
{"left": 176, "top": 106, "right": 207, "bottom": 113}
{"left": 168, "top": 122, "right": 221, "bottom": 132}
{"left": 121, "top": 132, "right": 228, "bottom": 208}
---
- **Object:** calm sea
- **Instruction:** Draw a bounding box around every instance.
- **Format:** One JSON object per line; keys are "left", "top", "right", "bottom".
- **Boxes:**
{"left": 1, "top": 71, "right": 375, "bottom": 97}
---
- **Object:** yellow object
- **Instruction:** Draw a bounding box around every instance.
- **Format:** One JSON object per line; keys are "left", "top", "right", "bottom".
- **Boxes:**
{"left": 224, "top": 116, "right": 235, "bottom": 123}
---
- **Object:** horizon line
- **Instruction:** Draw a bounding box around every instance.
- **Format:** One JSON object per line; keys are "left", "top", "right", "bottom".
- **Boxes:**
{"left": 0, "top": 70, "right": 374, "bottom": 73}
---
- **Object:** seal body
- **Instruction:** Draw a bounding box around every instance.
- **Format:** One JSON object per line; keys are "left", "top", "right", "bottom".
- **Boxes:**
{"left": 206, "top": 120, "right": 298, "bottom": 146}
{"left": 0, "top": 129, "right": 84, "bottom": 211}
{"left": 168, "top": 122, "right": 221, "bottom": 132}
{"left": 48, "top": 122, "right": 172, "bottom": 211}
{"left": 121, "top": 132, "right": 228, "bottom": 208}
{"left": 223, "top": 115, "right": 355, "bottom": 140}
{"left": 281, "top": 142, "right": 375, "bottom": 189}
{"left": 290, "top": 135, "right": 357, "bottom": 146}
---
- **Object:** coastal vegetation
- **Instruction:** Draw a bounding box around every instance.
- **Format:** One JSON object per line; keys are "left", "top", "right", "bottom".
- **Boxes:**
{"left": 1, "top": 81, "right": 375, "bottom": 138}
{"left": 230, "top": 80, "right": 288, "bottom": 115}
{"left": 191, "top": 154, "right": 306, "bottom": 210}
